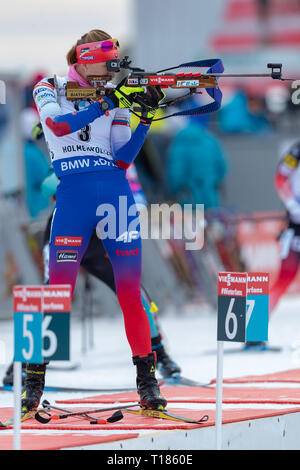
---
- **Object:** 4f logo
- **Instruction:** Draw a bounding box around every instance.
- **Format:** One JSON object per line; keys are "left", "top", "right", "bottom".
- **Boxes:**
{"left": 116, "top": 231, "right": 139, "bottom": 243}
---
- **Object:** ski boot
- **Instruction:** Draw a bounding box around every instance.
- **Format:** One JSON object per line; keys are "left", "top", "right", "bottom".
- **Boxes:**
{"left": 133, "top": 353, "right": 167, "bottom": 410}
{"left": 3, "top": 362, "right": 27, "bottom": 387}
{"left": 152, "top": 336, "right": 181, "bottom": 379}
{"left": 21, "top": 363, "right": 47, "bottom": 421}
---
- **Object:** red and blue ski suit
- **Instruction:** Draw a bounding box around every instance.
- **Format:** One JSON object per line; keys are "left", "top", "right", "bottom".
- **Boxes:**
{"left": 34, "top": 75, "right": 152, "bottom": 357}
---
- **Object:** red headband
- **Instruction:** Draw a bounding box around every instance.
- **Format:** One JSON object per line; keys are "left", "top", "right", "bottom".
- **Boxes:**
{"left": 76, "top": 39, "right": 119, "bottom": 64}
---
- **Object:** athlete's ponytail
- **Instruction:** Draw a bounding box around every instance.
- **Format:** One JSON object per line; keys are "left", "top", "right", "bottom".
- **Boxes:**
{"left": 66, "top": 29, "right": 112, "bottom": 65}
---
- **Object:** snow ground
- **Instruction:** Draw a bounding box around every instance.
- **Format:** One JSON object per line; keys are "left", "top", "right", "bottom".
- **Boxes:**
{"left": 1, "top": 294, "right": 300, "bottom": 444}
{"left": 1, "top": 295, "right": 300, "bottom": 402}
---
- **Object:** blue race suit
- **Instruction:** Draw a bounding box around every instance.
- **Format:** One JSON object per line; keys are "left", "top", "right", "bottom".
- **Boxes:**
{"left": 34, "top": 75, "right": 152, "bottom": 357}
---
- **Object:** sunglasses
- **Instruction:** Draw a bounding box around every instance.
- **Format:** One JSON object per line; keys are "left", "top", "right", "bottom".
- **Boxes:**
{"left": 81, "top": 39, "right": 120, "bottom": 56}
{"left": 98, "top": 39, "right": 120, "bottom": 51}
{"left": 77, "top": 39, "right": 120, "bottom": 65}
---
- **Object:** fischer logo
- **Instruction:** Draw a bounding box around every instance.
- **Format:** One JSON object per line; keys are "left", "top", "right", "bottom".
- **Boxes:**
{"left": 218, "top": 274, "right": 247, "bottom": 286}
{"left": 55, "top": 237, "right": 82, "bottom": 246}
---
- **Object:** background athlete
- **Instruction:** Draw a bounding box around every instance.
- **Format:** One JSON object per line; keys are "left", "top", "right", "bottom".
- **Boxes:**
{"left": 270, "top": 141, "right": 300, "bottom": 314}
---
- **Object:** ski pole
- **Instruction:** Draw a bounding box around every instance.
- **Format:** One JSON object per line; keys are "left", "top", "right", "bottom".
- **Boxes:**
{"left": 35, "top": 409, "right": 123, "bottom": 424}
{"left": 37, "top": 400, "right": 125, "bottom": 423}
{"left": 43, "top": 399, "right": 141, "bottom": 414}
{"left": 35, "top": 399, "right": 140, "bottom": 424}
{"left": 35, "top": 406, "right": 123, "bottom": 425}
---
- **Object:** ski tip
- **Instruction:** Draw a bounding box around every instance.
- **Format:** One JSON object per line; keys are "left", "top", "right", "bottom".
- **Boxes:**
{"left": 1, "top": 384, "right": 13, "bottom": 391}
{"left": 162, "top": 375, "right": 210, "bottom": 387}
{"left": 1, "top": 418, "right": 13, "bottom": 427}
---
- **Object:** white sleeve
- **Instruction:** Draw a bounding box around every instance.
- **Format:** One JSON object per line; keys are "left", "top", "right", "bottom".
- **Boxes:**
{"left": 111, "top": 108, "right": 132, "bottom": 152}
{"left": 33, "top": 79, "right": 62, "bottom": 122}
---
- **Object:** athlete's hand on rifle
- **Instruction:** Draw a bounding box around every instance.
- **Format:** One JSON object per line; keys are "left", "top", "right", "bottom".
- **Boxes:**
{"left": 136, "top": 86, "right": 166, "bottom": 125}
{"left": 32, "top": 122, "right": 43, "bottom": 140}
{"left": 105, "top": 79, "right": 144, "bottom": 109}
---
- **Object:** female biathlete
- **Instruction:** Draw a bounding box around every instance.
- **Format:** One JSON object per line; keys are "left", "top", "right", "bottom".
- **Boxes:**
{"left": 21, "top": 29, "right": 167, "bottom": 418}
{"left": 269, "top": 141, "right": 300, "bottom": 314}
{"left": 41, "top": 165, "right": 181, "bottom": 378}
{"left": 2, "top": 165, "right": 181, "bottom": 388}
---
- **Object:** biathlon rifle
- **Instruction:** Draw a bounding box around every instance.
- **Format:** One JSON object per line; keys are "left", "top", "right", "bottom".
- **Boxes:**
{"left": 64, "top": 57, "right": 294, "bottom": 121}
{"left": 119, "top": 58, "right": 294, "bottom": 121}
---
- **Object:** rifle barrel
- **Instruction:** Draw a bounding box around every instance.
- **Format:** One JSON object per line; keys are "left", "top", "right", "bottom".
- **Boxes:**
{"left": 206, "top": 73, "right": 274, "bottom": 78}
{"left": 206, "top": 73, "right": 294, "bottom": 81}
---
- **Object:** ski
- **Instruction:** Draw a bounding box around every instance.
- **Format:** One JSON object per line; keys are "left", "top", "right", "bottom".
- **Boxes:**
{"left": 47, "top": 362, "right": 81, "bottom": 372}
{"left": 36, "top": 400, "right": 209, "bottom": 425}
{"left": 203, "top": 345, "right": 282, "bottom": 355}
{"left": 35, "top": 406, "right": 123, "bottom": 425}
{"left": 162, "top": 375, "right": 211, "bottom": 387}
{"left": 241, "top": 344, "right": 282, "bottom": 353}
{"left": 0, "top": 409, "right": 37, "bottom": 428}
{"left": 0, "top": 384, "right": 136, "bottom": 393}
{"left": 123, "top": 408, "right": 209, "bottom": 424}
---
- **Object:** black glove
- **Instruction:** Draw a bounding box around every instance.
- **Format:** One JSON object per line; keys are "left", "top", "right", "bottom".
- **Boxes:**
{"left": 32, "top": 121, "right": 44, "bottom": 139}
{"left": 105, "top": 78, "right": 145, "bottom": 109}
{"left": 135, "top": 86, "right": 166, "bottom": 124}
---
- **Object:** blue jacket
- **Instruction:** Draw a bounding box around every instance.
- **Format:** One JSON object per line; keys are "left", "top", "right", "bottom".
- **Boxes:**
{"left": 24, "top": 140, "right": 50, "bottom": 218}
{"left": 167, "top": 123, "right": 228, "bottom": 208}
{"left": 218, "top": 91, "right": 271, "bottom": 134}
